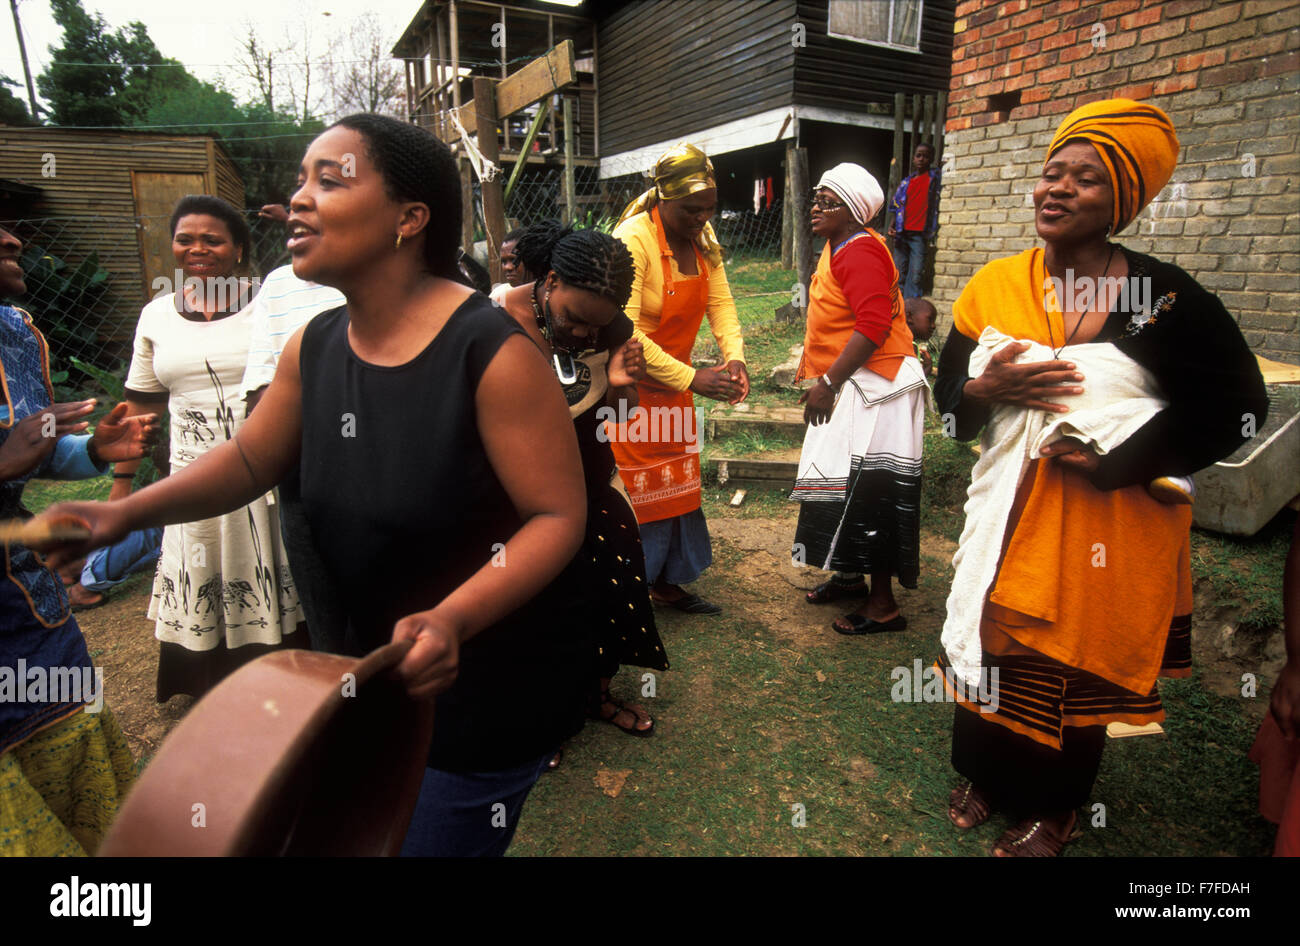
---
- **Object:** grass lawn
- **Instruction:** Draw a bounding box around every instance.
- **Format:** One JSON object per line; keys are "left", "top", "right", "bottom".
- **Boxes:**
{"left": 34, "top": 257, "right": 1289, "bottom": 856}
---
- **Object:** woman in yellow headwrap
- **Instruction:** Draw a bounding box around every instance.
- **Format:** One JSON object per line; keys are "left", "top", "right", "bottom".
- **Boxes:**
{"left": 933, "top": 99, "right": 1267, "bottom": 855}
{"left": 609, "top": 143, "right": 747, "bottom": 615}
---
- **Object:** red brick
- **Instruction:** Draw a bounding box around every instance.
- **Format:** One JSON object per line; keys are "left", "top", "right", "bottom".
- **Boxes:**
{"left": 1229, "top": 34, "right": 1288, "bottom": 61}
{"left": 1058, "top": 43, "right": 1094, "bottom": 64}
{"left": 995, "top": 28, "right": 1029, "bottom": 50}
{"left": 946, "top": 116, "right": 972, "bottom": 133}
{"left": 1041, "top": 97, "right": 1077, "bottom": 116}
{"left": 1139, "top": 20, "right": 1186, "bottom": 43}
{"left": 1201, "top": 61, "right": 1263, "bottom": 84}
{"left": 970, "top": 112, "right": 999, "bottom": 128}
{"left": 1163, "top": 0, "right": 1214, "bottom": 16}
{"left": 1026, "top": 20, "right": 1057, "bottom": 41}
{"left": 1010, "top": 103, "right": 1041, "bottom": 120}
{"left": 1064, "top": 8, "right": 1100, "bottom": 29}
{"left": 1051, "top": 0, "right": 1083, "bottom": 12}
{"left": 952, "top": 57, "right": 979, "bottom": 76}
{"left": 999, "top": 0, "right": 1029, "bottom": 17}
{"left": 1042, "top": 31, "right": 1079, "bottom": 51}
{"left": 1024, "top": 52, "right": 1055, "bottom": 72}
{"left": 1261, "top": 50, "right": 1300, "bottom": 76}
{"left": 1012, "top": 7, "right": 1046, "bottom": 28}
{"left": 976, "top": 50, "right": 1006, "bottom": 69}
{"left": 1008, "top": 39, "right": 1043, "bottom": 60}
{"left": 1176, "top": 48, "right": 1228, "bottom": 71}
{"left": 1190, "top": 3, "right": 1243, "bottom": 29}
{"left": 993, "top": 60, "right": 1026, "bottom": 79}
{"left": 1107, "top": 29, "right": 1138, "bottom": 49}
{"left": 1039, "top": 63, "right": 1073, "bottom": 83}
{"left": 1119, "top": 7, "right": 1162, "bottom": 29}
{"left": 974, "top": 80, "right": 1007, "bottom": 96}
{"left": 980, "top": 18, "right": 1012, "bottom": 40}
{"left": 1101, "top": 0, "right": 1142, "bottom": 16}
{"left": 956, "top": 0, "right": 983, "bottom": 16}
{"left": 1006, "top": 72, "right": 1037, "bottom": 91}
{"left": 1153, "top": 73, "right": 1199, "bottom": 94}
{"left": 1021, "top": 85, "right": 1054, "bottom": 103}
{"left": 1116, "top": 81, "right": 1156, "bottom": 99}
{"left": 1073, "top": 52, "right": 1115, "bottom": 75}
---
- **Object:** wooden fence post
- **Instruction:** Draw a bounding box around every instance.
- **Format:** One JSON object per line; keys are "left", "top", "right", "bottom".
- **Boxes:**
{"left": 474, "top": 76, "right": 505, "bottom": 284}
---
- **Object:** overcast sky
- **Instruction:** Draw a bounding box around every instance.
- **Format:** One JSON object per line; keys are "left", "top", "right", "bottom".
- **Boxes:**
{"left": 0, "top": 0, "right": 428, "bottom": 113}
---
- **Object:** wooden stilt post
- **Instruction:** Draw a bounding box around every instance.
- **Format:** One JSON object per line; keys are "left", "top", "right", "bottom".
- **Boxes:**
{"left": 474, "top": 76, "right": 505, "bottom": 285}
{"left": 792, "top": 145, "right": 811, "bottom": 320}
{"left": 782, "top": 139, "right": 795, "bottom": 270}
{"left": 563, "top": 95, "right": 576, "bottom": 225}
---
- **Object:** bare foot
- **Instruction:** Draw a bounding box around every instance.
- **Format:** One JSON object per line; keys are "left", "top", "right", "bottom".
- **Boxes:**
{"left": 68, "top": 583, "right": 104, "bottom": 609}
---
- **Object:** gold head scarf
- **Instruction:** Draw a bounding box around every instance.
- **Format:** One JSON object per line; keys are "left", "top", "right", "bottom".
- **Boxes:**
{"left": 618, "top": 142, "right": 723, "bottom": 267}
{"left": 1047, "top": 98, "right": 1179, "bottom": 234}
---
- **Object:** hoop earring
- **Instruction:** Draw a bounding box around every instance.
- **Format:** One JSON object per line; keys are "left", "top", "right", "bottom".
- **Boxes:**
{"left": 395, "top": 233, "right": 403, "bottom": 249}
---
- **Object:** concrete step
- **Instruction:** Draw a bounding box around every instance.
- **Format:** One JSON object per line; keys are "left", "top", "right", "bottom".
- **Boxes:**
{"left": 707, "top": 404, "right": 806, "bottom": 441}
{"left": 705, "top": 449, "right": 800, "bottom": 490}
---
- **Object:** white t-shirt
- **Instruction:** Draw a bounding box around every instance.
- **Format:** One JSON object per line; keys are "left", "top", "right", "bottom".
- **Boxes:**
{"left": 240, "top": 264, "right": 346, "bottom": 397}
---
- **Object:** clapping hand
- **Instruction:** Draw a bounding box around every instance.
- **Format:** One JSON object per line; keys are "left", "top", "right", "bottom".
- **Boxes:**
{"left": 0, "top": 400, "right": 96, "bottom": 481}
{"left": 91, "top": 403, "right": 161, "bottom": 465}
{"left": 607, "top": 338, "right": 646, "bottom": 388}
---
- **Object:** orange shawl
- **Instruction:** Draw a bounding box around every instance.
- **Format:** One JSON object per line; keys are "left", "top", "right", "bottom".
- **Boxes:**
{"left": 955, "top": 249, "right": 1192, "bottom": 696}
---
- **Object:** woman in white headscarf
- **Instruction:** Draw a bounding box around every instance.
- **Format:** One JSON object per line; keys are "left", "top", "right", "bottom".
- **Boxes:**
{"left": 790, "top": 163, "right": 927, "bottom": 635}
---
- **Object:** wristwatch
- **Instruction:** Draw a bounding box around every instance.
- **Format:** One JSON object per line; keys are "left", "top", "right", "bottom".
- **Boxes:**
{"left": 821, "top": 373, "right": 840, "bottom": 392}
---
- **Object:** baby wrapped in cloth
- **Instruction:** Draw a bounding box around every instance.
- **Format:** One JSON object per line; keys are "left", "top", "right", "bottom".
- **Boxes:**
{"left": 941, "top": 327, "right": 1169, "bottom": 687}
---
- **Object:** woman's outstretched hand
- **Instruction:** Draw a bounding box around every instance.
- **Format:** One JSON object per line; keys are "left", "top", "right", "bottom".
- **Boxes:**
{"left": 92, "top": 402, "right": 161, "bottom": 464}
{"left": 964, "top": 341, "right": 1085, "bottom": 413}
{"left": 391, "top": 610, "right": 461, "bottom": 700}
{"left": 1040, "top": 436, "right": 1101, "bottom": 474}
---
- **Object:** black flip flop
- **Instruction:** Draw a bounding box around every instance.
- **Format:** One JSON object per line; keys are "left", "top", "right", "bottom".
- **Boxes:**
{"left": 832, "top": 613, "right": 907, "bottom": 635}
{"left": 805, "top": 577, "right": 869, "bottom": 604}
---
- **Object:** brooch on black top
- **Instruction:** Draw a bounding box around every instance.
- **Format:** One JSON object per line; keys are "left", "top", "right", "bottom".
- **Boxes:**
{"left": 1125, "top": 291, "right": 1176, "bottom": 336}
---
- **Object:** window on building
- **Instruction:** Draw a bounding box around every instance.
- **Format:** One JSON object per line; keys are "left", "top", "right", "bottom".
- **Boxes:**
{"left": 828, "top": 0, "right": 923, "bottom": 53}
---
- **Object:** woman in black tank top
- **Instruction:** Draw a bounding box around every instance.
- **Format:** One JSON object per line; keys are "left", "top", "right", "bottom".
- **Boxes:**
{"left": 31, "top": 115, "right": 593, "bottom": 857}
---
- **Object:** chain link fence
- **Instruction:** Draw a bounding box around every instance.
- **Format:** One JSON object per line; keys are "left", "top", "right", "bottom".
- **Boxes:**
{"left": 0, "top": 211, "right": 291, "bottom": 400}
{"left": 4, "top": 191, "right": 791, "bottom": 404}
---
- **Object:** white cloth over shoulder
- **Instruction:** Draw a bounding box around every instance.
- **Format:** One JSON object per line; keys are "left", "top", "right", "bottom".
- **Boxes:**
{"left": 941, "top": 327, "right": 1168, "bottom": 684}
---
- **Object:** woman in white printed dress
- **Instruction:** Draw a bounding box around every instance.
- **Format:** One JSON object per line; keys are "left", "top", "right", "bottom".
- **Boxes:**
{"left": 115, "top": 195, "right": 304, "bottom": 701}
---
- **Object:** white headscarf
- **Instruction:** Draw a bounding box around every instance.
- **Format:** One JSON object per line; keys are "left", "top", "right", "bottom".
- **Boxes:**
{"left": 817, "top": 163, "right": 885, "bottom": 226}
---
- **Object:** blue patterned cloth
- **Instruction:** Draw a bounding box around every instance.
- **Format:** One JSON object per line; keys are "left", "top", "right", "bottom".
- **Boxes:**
{"left": 1, "top": 304, "right": 98, "bottom": 754}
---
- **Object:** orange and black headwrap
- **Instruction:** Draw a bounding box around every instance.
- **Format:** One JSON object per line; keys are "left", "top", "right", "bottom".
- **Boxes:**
{"left": 1047, "top": 98, "right": 1179, "bottom": 234}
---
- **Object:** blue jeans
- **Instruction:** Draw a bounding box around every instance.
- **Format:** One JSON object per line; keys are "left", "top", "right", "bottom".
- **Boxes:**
{"left": 399, "top": 750, "right": 556, "bottom": 857}
{"left": 80, "top": 527, "right": 163, "bottom": 592}
{"left": 893, "top": 232, "right": 927, "bottom": 298}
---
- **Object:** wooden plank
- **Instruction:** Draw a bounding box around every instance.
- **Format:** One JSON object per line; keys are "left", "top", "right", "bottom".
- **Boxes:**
{"left": 792, "top": 146, "right": 811, "bottom": 317}
{"left": 440, "top": 40, "right": 576, "bottom": 145}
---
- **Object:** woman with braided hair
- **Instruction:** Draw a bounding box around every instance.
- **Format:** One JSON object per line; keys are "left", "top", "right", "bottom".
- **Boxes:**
{"left": 499, "top": 221, "right": 668, "bottom": 750}
{"left": 31, "top": 113, "right": 595, "bottom": 856}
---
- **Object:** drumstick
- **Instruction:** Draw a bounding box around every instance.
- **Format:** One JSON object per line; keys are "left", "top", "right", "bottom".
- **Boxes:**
{"left": 0, "top": 516, "right": 91, "bottom": 547}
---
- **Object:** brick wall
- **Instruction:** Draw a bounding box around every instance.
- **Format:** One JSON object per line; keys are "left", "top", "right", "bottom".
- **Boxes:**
{"left": 936, "top": 0, "right": 1300, "bottom": 361}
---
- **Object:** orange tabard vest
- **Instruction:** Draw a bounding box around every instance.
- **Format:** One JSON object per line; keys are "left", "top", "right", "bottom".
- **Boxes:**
{"left": 609, "top": 207, "right": 708, "bottom": 525}
{"left": 796, "top": 230, "right": 913, "bottom": 383}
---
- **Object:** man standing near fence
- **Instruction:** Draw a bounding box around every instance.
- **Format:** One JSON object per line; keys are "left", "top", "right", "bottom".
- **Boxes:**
{"left": 888, "top": 143, "right": 941, "bottom": 299}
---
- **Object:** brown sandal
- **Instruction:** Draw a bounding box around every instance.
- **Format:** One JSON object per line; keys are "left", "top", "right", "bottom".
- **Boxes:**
{"left": 991, "top": 812, "right": 1081, "bottom": 857}
{"left": 947, "top": 781, "right": 991, "bottom": 830}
